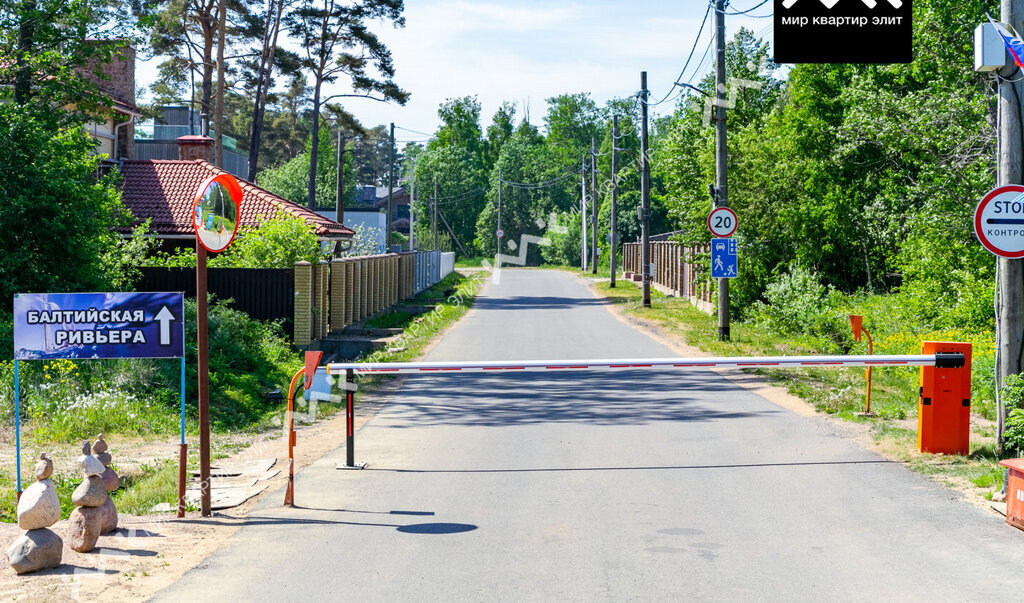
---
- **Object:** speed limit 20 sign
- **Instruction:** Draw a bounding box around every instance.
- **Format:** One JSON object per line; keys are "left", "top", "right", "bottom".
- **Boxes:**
{"left": 974, "top": 185, "right": 1024, "bottom": 258}
{"left": 707, "top": 207, "right": 737, "bottom": 238}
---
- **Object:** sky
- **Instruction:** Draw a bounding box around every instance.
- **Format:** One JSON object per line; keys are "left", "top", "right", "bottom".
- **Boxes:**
{"left": 137, "top": 0, "right": 776, "bottom": 139}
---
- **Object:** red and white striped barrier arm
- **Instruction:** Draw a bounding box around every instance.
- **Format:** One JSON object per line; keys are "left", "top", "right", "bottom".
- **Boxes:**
{"left": 327, "top": 354, "right": 965, "bottom": 376}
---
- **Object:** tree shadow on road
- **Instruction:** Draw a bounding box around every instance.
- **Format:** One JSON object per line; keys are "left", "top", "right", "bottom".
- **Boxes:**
{"left": 381, "top": 369, "right": 775, "bottom": 427}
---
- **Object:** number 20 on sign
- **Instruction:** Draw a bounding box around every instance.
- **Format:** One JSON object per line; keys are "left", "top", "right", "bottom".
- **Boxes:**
{"left": 707, "top": 207, "right": 738, "bottom": 238}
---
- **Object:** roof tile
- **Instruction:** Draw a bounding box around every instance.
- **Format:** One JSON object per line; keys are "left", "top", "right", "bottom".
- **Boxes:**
{"left": 119, "top": 160, "right": 354, "bottom": 238}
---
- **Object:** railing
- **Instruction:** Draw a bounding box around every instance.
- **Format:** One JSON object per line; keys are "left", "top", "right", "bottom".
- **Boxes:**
{"left": 623, "top": 241, "right": 713, "bottom": 311}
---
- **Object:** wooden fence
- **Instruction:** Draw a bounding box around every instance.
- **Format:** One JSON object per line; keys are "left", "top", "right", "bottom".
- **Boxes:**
{"left": 622, "top": 241, "right": 714, "bottom": 311}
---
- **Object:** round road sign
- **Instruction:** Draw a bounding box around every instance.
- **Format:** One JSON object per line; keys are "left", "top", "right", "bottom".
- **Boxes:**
{"left": 496, "top": 229, "right": 504, "bottom": 238}
{"left": 707, "top": 207, "right": 737, "bottom": 238}
{"left": 974, "top": 185, "right": 1024, "bottom": 258}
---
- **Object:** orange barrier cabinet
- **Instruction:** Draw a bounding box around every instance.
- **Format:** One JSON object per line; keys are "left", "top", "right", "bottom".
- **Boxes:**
{"left": 999, "top": 459, "right": 1024, "bottom": 531}
{"left": 918, "top": 341, "right": 972, "bottom": 455}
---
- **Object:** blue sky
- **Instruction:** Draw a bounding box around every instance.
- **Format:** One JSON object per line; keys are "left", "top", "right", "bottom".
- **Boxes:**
{"left": 138, "top": 0, "right": 775, "bottom": 138}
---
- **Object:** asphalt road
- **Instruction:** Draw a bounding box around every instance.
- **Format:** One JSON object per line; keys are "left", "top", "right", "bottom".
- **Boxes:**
{"left": 156, "top": 270, "right": 1024, "bottom": 601}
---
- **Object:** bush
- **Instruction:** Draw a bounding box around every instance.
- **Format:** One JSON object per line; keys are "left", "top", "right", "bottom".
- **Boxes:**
{"left": 1002, "top": 374, "right": 1024, "bottom": 454}
{"left": 747, "top": 264, "right": 853, "bottom": 351}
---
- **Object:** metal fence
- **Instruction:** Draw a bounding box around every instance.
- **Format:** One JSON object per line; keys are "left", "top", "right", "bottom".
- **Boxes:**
{"left": 137, "top": 267, "right": 294, "bottom": 334}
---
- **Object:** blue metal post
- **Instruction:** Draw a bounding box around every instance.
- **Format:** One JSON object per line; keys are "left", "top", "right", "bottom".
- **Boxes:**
{"left": 14, "top": 359, "right": 20, "bottom": 495}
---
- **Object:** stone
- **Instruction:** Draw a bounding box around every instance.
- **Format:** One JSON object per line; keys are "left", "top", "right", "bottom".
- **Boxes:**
{"left": 92, "top": 434, "right": 108, "bottom": 455}
{"left": 34, "top": 454, "right": 53, "bottom": 481}
{"left": 77, "top": 454, "right": 105, "bottom": 477}
{"left": 96, "top": 452, "right": 112, "bottom": 467}
{"left": 67, "top": 507, "right": 102, "bottom": 553}
{"left": 101, "top": 466, "right": 119, "bottom": 492}
{"left": 71, "top": 475, "right": 107, "bottom": 507}
{"left": 81, "top": 441, "right": 91, "bottom": 455}
{"left": 97, "top": 497, "right": 118, "bottom": 534}
{"left": 17, "top": 479, "right": 60, "bottom": 530}
{"left": 6, "top": 528, "right": 62, "bottom": 574}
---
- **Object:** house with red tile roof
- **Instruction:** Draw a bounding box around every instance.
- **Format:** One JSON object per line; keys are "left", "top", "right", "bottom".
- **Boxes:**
{"left": 119, "top": 136, "right": 354, "bottom": 247}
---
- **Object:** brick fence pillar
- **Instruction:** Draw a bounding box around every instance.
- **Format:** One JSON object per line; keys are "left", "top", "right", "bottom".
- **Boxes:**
{"left": 293, "top": 261, "right": 313, "bottom": 346}
{"left": 344, "top": 260, "right": 354, "bottom": 325}
{"left": 330, "top": 258, "right": 347, "bottom": 331}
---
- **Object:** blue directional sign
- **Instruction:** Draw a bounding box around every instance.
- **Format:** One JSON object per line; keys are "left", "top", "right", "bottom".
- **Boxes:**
{"left": 711, "top": 238, "right": 738, "bottom": 279}
{"left": 13, "top": 292, "right": 185, "bottom": 360}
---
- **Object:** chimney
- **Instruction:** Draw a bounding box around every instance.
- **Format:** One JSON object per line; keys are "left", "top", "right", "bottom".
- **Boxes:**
{"left": 177, "top": 135, "right": 214, "bottom": 162}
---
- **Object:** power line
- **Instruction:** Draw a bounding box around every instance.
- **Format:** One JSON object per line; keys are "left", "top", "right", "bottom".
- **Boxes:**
{"left": 650, "top": 0, "right": 713, "bottom": 106}
{"left": 723, "top": 0, "right": 769, "bottom": 15}
{"left": 394, "top": 125, "right": 433, "bottom": 137}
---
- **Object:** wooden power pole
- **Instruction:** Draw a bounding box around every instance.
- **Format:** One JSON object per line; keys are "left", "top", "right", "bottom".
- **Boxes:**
{"left": 610, "top": 115, "right": 618, "bottom": 287}
{"left": 997, "top": 0, "right": 1024, "bottom": 452}
{"left": 714, "top": 0, "right": 730, "bottom": 340}
{"left": 640, "top": 71, "right": 651, "bottom": 308}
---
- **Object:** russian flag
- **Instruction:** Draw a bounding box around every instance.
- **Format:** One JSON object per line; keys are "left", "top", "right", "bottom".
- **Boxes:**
{"left": 988, "top": 14, "right": 1024, "bottom": 68}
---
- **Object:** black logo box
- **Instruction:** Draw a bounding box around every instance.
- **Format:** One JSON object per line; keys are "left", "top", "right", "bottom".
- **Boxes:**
{"left": 774, "top": 0, "right": 912, "bottom": 64}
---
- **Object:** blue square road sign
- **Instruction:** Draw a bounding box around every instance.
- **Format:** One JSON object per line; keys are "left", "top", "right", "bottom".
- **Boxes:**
{"left": 711, "top": 238, "right": 738, "bottom": 279}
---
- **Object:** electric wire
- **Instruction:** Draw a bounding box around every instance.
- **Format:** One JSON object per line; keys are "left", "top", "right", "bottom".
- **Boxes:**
{"left": 723, "top": 0, "right": 769, "bottom": 15}
{"left": 649, "top": 0, "right": 713, "bottom": 107}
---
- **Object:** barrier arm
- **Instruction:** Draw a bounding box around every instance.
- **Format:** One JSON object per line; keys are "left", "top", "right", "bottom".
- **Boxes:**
{"left": 327, "top": 350, "right": 970, "bottom": 456}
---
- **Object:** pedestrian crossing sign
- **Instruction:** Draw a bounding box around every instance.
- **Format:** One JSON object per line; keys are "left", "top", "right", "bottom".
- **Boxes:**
{"left": 711, "top": 238, "right": 738, "bottom": 279}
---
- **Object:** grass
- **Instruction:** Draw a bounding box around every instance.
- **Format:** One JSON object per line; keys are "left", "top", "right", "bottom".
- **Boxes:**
{"left": 113, "top": 461, "right": 185, "bottom": 515}
{"left": 586, "top": 274, "right": 1008, "bottom": 501}
{"left": 454, "top": 255, "right": 489, "bottom": 268}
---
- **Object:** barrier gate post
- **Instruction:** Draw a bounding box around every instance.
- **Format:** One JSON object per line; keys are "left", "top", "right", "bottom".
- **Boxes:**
{"left": 918, "top": 341, "right": 972, "bottom": 455}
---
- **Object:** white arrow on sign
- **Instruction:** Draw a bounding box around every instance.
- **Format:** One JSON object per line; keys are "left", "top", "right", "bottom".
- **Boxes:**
{"left": 155, "top": 305, "right": 176, "bottom": 346}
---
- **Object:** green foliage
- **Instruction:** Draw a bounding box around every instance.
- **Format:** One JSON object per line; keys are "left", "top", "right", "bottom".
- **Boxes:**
{"left": 102, "top": 221, "right": 161, "bottom": 290}
{"left": 542, "top": 211, "right": 583, "bottom": 267}
{"left": 1002, "top": 374, "right": 1024, "bottom": 454}
{"left": 176, "top": 297, "right": 300, "bottom": 430}
{"left": 213, "top": 213, "right": 324, "bottom": 268}
{"left": 259, "top": 124, "right": 351, "bottom": 209}
{"left": 0, "top": 104, "right": 128, "bottom": 315}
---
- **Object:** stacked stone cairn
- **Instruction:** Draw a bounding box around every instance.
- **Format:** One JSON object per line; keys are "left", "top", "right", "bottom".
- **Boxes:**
{"left": 6, "top": 454, "right": 63, "bottom": 574}
{"left": 68, "top": 439, "right": 118, "bottom": 553}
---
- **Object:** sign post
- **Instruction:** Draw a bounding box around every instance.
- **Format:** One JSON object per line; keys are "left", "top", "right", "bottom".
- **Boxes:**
{"left": 192, "top": 173, "right": 242, "bottom": 516}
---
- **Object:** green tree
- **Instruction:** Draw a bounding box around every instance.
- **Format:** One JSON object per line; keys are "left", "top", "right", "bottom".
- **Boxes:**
{"left": 0, "top": 104, "right": 128, "bottom": 313}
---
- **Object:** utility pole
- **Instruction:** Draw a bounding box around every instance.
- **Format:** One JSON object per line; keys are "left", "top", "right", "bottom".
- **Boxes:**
{"left": 387, "top": 122, "right": 395, "bottom": 251}
{"left": 610, "top": 115, "right": 619, "bottom": 288}
{"left": 433, "top": 174, "right": 439, "bottom": 251}
{"left": 497, "top": 167, "right": 503, "bottom": 254}
{"left": 581, "top": 157, "right": 588, "bottom": 271}
{"left": 714, "top": 0, "right": 730, "bottom": 340}
{"left": 640, "top": 71, "right": 651, "bottom": 308}
{"left": 336, "top": 131, "right": 345, "bottom": 226}
{"left": 409, "top": 160, "right": 416, "bottom": 251}
{"left": 591, "top": 137, "right": 598, "bottom": 274}
{"left": 997, "top": 0, "right": 1024, "bottom": 453}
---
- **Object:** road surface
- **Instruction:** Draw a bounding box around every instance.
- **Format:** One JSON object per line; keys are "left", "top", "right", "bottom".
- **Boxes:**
{"left": 157, "top": 270, "right": 1024, "bottom": 600}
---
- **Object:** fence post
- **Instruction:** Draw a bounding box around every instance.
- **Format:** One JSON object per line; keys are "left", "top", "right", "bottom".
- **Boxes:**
{"left": 330, "top": 258, "right": 347, "bottom": 331}
{"left": 344, "top": 260, "right": 354, "bottom": 326}
{"left": 352, "top": 259, "right": 363, "bottom": 321}
{"left": 317, "top": 261, "right": 330, "bottom": 339}
{"left": 293, "top": 261, "right": 313, "bottom": 346}
{"left": 373, "top": 256, "right": 383, "bottom": 314}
